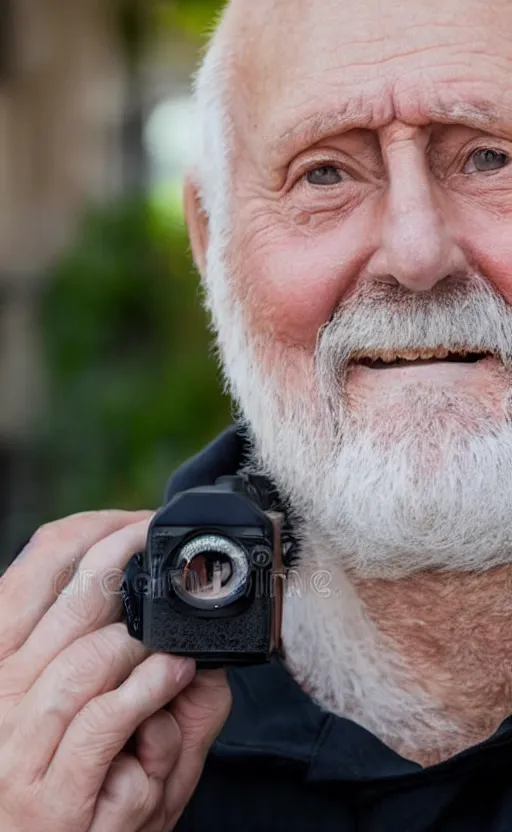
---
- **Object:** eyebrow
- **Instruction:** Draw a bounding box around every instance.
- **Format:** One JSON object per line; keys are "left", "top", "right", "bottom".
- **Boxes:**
{"left": 267, "top": 99, "right": 505, "bottom": 164}
{"left": 268, "top": 105, "right": 367, "bottom": 162}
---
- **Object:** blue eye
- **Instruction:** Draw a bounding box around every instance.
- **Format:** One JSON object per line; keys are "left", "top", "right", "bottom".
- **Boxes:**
{"left": 465, "top": 148, "right": 509, "bottom": 173}
{"left": 306, "top": 166, "right": 343, "bottom": 185}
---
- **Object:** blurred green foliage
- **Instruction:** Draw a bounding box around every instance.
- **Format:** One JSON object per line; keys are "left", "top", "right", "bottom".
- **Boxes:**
{"left": 118, "top": 0, "right": 226, "bottom": 52}
{"left": 154, "top": 0, "right": 225, "bottom": 38}
{"left": 38, "top": 198, "right": 231, "bottom": 517}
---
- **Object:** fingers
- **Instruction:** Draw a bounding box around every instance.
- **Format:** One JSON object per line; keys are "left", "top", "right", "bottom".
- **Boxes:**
{"left": 0, "top": 510, "right": 152, "bottom": 662}
{"left": 91, "top": 708, "right": 187, "bottom": 832}
{"left": 0, "top": 624, "right": 148, "bottom": 776}
{"left": 135, "top": 710, "right": 182, "bottom": 781}
{"left": 164, "top": 669, "right": 232, "bottom": 827}
{"left": 9, "top": 517, "right": 153, "bottom": 694}
{"left": 45, "top": 653, "right": 196, "bottom": 808}
{"left": 171, "top": 669, "right": 232, "bottom": 757}
{"left": 88, "top": 753, "right": 165, "bottom": 832}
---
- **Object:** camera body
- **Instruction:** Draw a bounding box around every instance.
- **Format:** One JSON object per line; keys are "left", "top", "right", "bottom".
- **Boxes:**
{"left": 123, "top": 475, "right": 295, "bottom": 667}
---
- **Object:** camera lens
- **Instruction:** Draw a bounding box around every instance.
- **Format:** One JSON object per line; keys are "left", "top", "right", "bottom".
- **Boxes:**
{"left": 170, "top": 535, "right": 250, "bottom": 610}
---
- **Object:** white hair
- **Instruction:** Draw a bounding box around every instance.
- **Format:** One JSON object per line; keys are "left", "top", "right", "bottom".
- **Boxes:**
{"left": 190, "top": 23, "right": 246, "bottom": 407}
{"left": 191, "top": 23, "right": 233, "bottom": 233}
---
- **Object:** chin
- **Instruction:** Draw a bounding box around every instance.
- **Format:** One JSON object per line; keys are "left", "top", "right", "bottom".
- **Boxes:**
{"left": 308, "top": 409, "right": 512, "bottom": 579}
{"left": 342, "top": 375, "right": 512, "bottom": 450}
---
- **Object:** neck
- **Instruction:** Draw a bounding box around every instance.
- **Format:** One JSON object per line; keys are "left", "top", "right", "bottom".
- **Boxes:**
{"left": 282, "top": 535, "right": 512, "bottom": 766}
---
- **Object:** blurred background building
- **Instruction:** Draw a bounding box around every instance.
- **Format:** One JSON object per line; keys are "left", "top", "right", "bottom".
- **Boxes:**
{"left": 0, "top": 0, "right": 229, "bottom": 568}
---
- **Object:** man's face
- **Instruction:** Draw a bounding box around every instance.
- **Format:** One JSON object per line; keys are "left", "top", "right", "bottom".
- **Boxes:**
{"left": 192, "top": 0, "right": 512, "bottom": 577}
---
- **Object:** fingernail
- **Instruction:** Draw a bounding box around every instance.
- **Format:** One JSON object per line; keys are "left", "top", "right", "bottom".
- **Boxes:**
{"left": 175, "top": 658, "right": 196, "bottom": 684}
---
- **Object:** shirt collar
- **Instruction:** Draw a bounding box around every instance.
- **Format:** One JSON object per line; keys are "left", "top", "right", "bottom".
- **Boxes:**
{"left": 218, "top": 657, "right": 512, "bottom": 783}
{"left": 218, "top": 658, "right": 425, "bottom": 782}
{"left": 164, "top": 424, "right": 248, "bottom": 501}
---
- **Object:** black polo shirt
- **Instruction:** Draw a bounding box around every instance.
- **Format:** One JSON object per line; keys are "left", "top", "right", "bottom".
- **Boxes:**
{"left": 172, "top": 426, "right": 512, "bottom": 832}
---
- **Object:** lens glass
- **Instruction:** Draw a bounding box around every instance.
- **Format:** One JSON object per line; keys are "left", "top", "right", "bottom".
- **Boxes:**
{"left": 183, "top": 552, "right": 233, "bottom": 595}
{"left": 171, "top": 534, "right": 250, "bottom": 609}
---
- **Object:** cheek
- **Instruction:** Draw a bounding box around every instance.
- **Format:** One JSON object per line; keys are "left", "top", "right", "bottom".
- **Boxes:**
{"left": 244, "top": 242, "right": 341, "bottom": 348}
{"left": 459, "top": 211, "right": 512, "bottom": 304}
{"left": 232, "top": 217, "right": 372, "bottom": 348}
{"left": 475, "top": 245, "right": 512, "bottom": 305}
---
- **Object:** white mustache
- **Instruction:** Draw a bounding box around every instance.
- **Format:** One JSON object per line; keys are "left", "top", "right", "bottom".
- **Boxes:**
{"left": 316, "top": 275, "right": 512, "bottom": 381}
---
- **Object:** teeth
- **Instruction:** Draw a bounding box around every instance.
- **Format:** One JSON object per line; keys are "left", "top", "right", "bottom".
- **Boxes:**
{"left": 357, "top": 347, "right": 479, "bottom": 363}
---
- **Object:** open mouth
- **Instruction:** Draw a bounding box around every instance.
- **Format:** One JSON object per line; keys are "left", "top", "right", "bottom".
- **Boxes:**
{"left": 354, "top": 348, "right": 494, "bottom": 369}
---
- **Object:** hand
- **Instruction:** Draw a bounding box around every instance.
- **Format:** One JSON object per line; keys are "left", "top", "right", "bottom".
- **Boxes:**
{"left": 0, "top": 510, "right": 232, "bottom": 831}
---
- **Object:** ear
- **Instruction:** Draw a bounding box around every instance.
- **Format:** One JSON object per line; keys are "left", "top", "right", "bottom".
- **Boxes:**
{"left": 184, "top": 176, "right": 209, "bottom": 277}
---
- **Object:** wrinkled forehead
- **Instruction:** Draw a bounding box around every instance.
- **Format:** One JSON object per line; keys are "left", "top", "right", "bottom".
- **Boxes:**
{"left": 222, "top": 0, "right": 512, "bottom": 162}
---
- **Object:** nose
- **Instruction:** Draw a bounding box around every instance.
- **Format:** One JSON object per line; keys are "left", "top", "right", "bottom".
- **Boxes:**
{"left": 365, "top": 142, "right": 468, "bottom": 292}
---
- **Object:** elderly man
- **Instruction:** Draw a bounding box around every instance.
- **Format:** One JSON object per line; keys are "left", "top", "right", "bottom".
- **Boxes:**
{"left": 2, "top": 0, "right": 512, "bottom": 829}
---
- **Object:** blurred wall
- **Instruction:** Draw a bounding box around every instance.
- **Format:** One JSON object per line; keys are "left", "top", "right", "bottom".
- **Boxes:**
{"left": 0, "top": 0, "right": 126, "bottom": 420}
{"left": 0, "top": 0, "right": 124, "bottom": 276}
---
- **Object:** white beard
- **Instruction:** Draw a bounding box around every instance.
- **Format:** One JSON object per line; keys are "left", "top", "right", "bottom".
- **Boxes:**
{"left": 202, "top": 221, "right": 512, "bottom": 742}
{"left": 295, "top": 391, "right": 512, "bottom": 579}
{"left": 204, "top": 258, "right": 512, "bottom": 579}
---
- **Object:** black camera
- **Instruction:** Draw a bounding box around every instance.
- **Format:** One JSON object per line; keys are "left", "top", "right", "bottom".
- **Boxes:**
{"left": 122, "top": 474, "right": 297, "bottom": 667}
